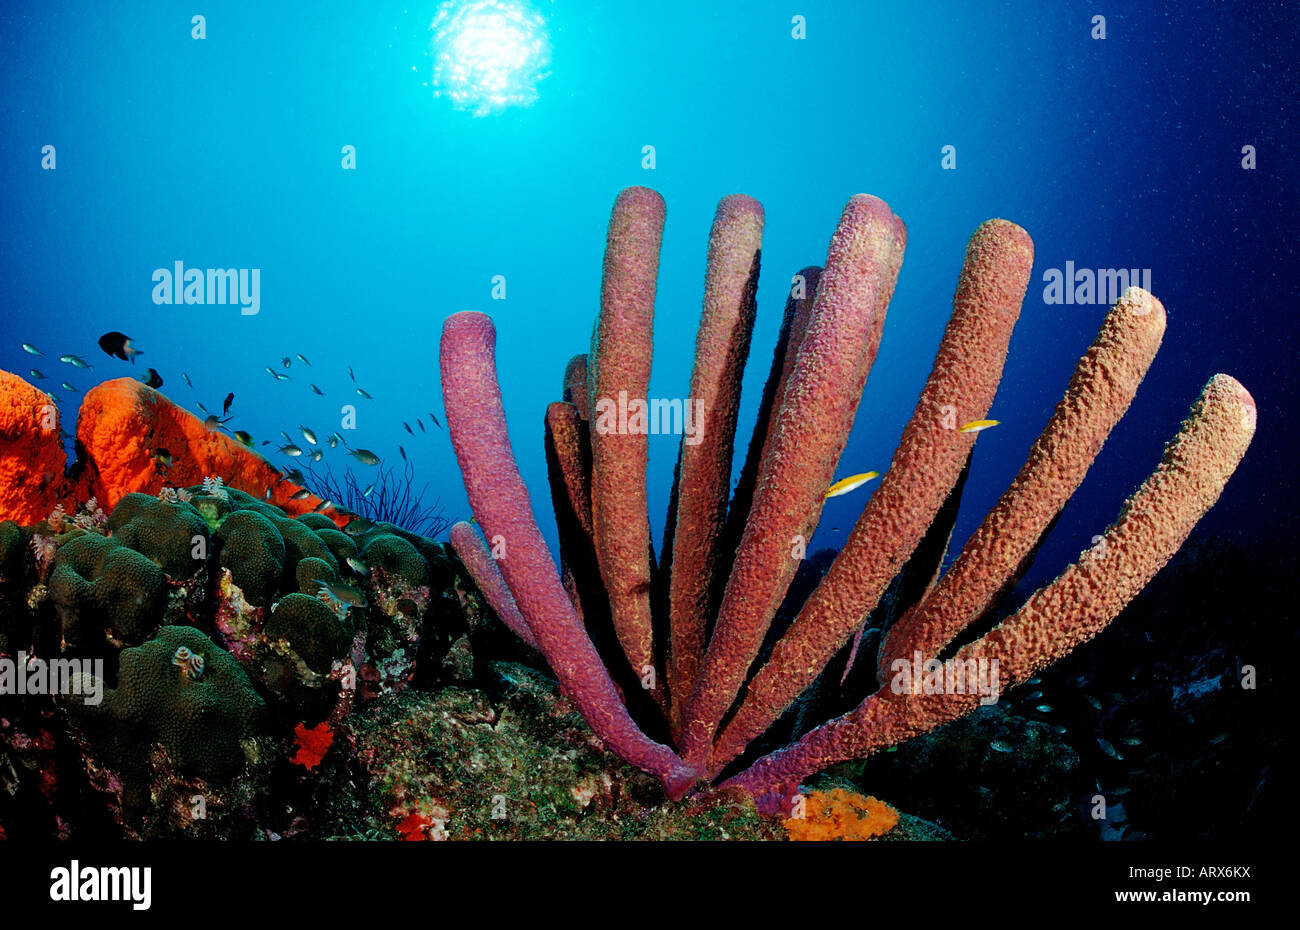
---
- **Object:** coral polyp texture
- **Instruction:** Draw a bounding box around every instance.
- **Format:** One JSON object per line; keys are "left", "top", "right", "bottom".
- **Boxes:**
{"left": 441, "top": 186, "right": 1256, "bottom": 816}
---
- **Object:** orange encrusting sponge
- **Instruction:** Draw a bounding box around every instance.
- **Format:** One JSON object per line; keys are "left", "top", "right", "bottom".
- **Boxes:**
{"left": 0, "top": 372, "right": 338, "bottom": 526}
{"left": 782, "top": 788, "right": 900, "bottom": 841}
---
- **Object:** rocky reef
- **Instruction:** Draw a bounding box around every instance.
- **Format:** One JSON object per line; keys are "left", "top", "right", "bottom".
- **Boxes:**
{"left": 0, "top": 478, "right": 474, "bottom": 838}
{"left": 0, "top": 472, "right": 914, "bottom": 840}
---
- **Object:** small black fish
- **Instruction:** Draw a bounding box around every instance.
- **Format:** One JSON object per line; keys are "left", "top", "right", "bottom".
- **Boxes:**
{"left": 182, "top": 372, "right": 194, "bottom": 388}
{"left": 348, "top": 366, "right": 356, "bottom": 383}
{"left": 138, "top": 368, "right": 164, "bottom": 389}
{"left": 153, "top": 448, "right": 173, "bottom": 471}
{"left": 428, "top": 412, "right": 442, "bottom": 429}
{"left": 97, "top": 331, "right": 142, "bottom": 363}
{"left": 204, "top": 414, "right": 231, "bottom": 433}
{"left": 399, "top": 445, "right": 407, "bottom": 462}
{"left": 281, "top": 356, "right": 291, "bottom": 368}
{"left": 223, "top": 392, "right": 234, "bottom": 416}
{"left": 416, "top": 419, "right": 426, "bottom": 433}
{"left": 290, "top": 488, "right": 313, "bottom": 500}
{"left": 310, "top": 384, "right": 324, "bottom": 396}
{"left": 234, "top": 430, "right": 254, "bottom": 447}
{"left": 403, "top": 421, "right": 413, "bottom": 436}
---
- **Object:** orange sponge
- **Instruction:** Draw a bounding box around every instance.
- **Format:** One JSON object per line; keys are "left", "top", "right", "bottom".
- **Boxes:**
{"left": 0, "top": 371, "right": 338, "bottom": 526}
{"left": 0, "top": 369, "right": 70, "bottom": 523}
{"left": 783, "top": 788, "right": 899, "bottom": 841}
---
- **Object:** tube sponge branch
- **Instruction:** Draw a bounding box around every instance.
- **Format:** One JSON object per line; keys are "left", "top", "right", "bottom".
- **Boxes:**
{"left": 439, "top": 187, "right": 1255, "bottom": 812}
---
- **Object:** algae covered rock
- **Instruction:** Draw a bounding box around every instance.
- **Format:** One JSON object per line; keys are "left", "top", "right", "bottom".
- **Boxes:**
{"left": 318, "top": 661, "right": 785, "bottom": 841}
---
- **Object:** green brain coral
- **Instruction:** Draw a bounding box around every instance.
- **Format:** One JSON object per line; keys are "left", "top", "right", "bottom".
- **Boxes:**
{"left": 360, "top": 534, "right": 429, "bottom": 591}
{"left": 295, "top": 556, "right": 339, "bottom": 594}
{"left": 265, "top": 592, "right": 351, "bottom": 676}
{"left": 108, "top": 493, "right": 211, "bottom": 578}
{"left": 91, "top": 626, "right": 266, "bottom": 785}
{"left": 216, "top": 510, "right": 286, "bottom": 607}
{"left": 48, "top": 533, "right": 168, "bottom": 650}
{"left": 271, "top": 517, "right": 339, "bottom": 581}
{"left": 294, "top": 512, "right": 336, "bottom": 531}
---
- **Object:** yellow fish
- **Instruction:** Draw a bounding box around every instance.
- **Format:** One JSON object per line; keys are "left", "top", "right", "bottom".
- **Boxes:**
{"left": 959, "top": 419, "right": 1000, "bottom": 434}
{"left": 825, "top": 471, "right": 880, "bottom": 499}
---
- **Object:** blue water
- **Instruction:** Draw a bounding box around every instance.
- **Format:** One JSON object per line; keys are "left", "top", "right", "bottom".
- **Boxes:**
{"left": 1, "top": 1, "right": 1295, "bottom": 597}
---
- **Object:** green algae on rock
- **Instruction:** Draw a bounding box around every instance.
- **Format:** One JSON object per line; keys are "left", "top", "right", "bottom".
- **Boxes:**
{"left": 317, "top": 662, "right": 784, "bottom": 841}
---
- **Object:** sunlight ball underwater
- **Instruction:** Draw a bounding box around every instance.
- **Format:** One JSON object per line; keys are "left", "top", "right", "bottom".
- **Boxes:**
{"left": 429, "top": 0, "right": 552, "bottom": 116}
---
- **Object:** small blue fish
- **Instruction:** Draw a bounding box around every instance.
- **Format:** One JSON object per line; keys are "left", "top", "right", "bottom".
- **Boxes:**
{"left": 1097, "top": 738, "right": 1123, "bottom": 760}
